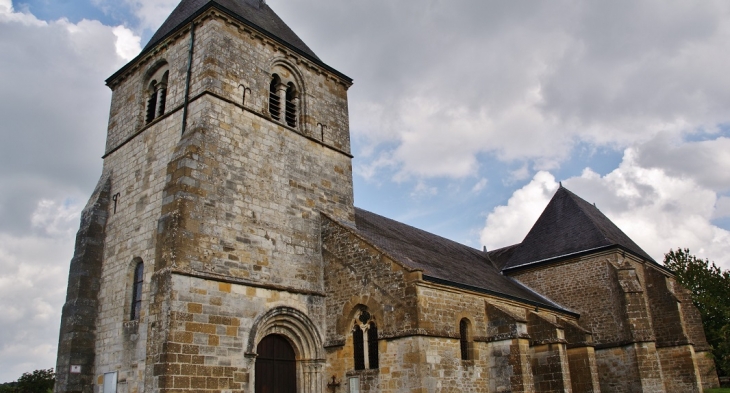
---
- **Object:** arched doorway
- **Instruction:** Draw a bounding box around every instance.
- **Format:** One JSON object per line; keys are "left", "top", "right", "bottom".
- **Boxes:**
{"left": 256, "top": 334, "right": 297, "bottom": 393}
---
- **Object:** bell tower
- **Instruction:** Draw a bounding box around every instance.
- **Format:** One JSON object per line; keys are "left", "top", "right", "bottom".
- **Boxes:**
{"left": 55, "top": 1, "right": 353, "bottom": 392}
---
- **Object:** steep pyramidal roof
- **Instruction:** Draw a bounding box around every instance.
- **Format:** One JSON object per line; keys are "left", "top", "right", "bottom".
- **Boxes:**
{"left": 144, "top": 0, "right": 320, "bottom": 60}
{"left": 352, "top": 208, "right": 573, "bottom": 314}
{"left": 503, "top": 187, "right": 655, "bottom": 270}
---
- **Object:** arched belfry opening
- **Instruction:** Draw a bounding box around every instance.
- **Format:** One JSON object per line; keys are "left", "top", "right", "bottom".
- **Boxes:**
{"left": 144, "top": 62, "right": 169, "bottom": 124}
{"left": 248, "top": 307, "right": 325, "bottom": 393}
{"left": 268, "top": 61, "right": 305, "bottom": 131}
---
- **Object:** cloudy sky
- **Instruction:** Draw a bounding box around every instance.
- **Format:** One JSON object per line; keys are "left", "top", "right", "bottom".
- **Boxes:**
{"left": 2, "top": 0, "right": 730, "bottom": 382}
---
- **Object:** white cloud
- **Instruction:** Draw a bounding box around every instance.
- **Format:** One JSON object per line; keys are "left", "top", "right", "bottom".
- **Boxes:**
{"left": 274, "top": 0, "right": 730, "bottom": 185}
{"left": 481, "top": 171, "right": 559, "bottom": 250}
{"left": 634, "top": 135, "right": 730, "bottom": 192}
{"left": 472, "top": 178, "right": 488, "bottom": 193}
{"left": 0, "top": 4, "right": 139, "bottom": 382}
{"left": 113, "top": 25, "right": 142, "bottom": 60}
{"left": 0, "top": 200, "right": 79, "bottom": 382}
{"left": 122, "top": 0, "right": 179, "bottom": 31}
{"left": 481, "top": 148, "right": 730, "bottom": 270}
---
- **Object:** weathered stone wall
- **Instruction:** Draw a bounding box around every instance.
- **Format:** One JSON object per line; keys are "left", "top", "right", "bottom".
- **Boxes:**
{"left": 322, "top": 215, "right": 599, "bottom": 392}
{"left": 91, "top": 103, "right": 186, "bottom": 393}
{"left": 85, "top": 7, "right": 354, "bottom": 393}
{"left": 55, "top": 175, "right": 111, "bottom": 393}
{"left": 105, "top": 25, "right": 192, "bottom": 153}
{"left": 509, "top": 250, "right": 719, "bottom": 392}
{"left": 527, "top": 313, "right": 571, "bottom": 393}
{"left": 154, "top": 273, "right": 325, "bottom": 393}
{"left": 566, "top": 347, "right": 599, "bottom": 393}
{"left": 509, "top": 252, "right": 630, "bottom": 345}
{"left": 674, "top": 280, "right": 720, "bottom": 390}
{"left": 594, "top": 345, "right": 642, "bottom": 393}
{"left": 656, "top": 345, "right": 701, "bottom": 393}
{"left": 321, "top": 216, "right": 421, "bottom": 345}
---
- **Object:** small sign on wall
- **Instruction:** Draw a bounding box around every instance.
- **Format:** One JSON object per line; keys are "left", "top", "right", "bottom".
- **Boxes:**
{"left": 103, "top": 372, "right": 117, "bottom": 393}
{"left": 70, "top": 366, "right": 82, "bottom": 374}
{"left": 349, "top": 377, "right": 360, "bottom": 393}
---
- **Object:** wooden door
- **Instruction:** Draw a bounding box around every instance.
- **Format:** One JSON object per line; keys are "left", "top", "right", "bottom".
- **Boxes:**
{"left": 255, "top": 334, "right": 297, "bottom": 393}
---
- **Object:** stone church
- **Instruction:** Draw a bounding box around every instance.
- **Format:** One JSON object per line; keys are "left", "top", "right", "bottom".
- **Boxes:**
{"left": 54, "top": 0, "right": 720, "bottom": 392}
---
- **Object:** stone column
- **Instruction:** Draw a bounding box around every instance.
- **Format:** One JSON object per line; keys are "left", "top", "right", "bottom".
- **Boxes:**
{"left": 486, "top": 303, "right": 535, "bottom": 393}
{"left": 559, "top": 318, "right": 600, "bottom": 393}
{"left": 155, "top": 83, "right": 167, "bottom": 117}
{"left": 276, "top": 83, "right": 288, "bottom": 123}
{"left": 527, "top": 313, "right": 572, "bottom": 393}
{"left": 644, "top": 267, "right": 702, "bottom": 392}
{"left": 615, "top": 262, "right": 666, "bottom": 392}
{"left": 301, "top": 360, "right": 325, "bottom": 393}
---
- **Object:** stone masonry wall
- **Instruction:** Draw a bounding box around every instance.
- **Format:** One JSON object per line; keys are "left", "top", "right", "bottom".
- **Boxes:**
{"left": 92, "top": 102, "right": 187, "bottom": 393}
{"left": 509, "top": 252, "right": 630, "bottom": 345}
{"left": 89, "top": 8, "right": 354, "bottom": 393}
{"left": 55, "top": 175, "right": 111, "bottom": 393}
{"left": 156, "top": 273, "right": 325, "bottom": 393}
{"left": 509, "top": 250, "right": 719, "bottom": 393}
{"left": 322, "top": 215, "right": 596, "bottom": 392}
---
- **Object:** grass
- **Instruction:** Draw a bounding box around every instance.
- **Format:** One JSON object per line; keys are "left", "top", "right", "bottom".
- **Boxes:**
{"left": 706, "top": 389, "right": 730, "bottom": 393}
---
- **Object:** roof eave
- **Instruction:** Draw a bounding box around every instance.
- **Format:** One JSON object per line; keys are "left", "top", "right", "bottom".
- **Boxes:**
{"left": 106, "top": 2, "right": 352, "bottom": 87}
{"left": 503, "top": 244, "right": 664, "bottom": 274}
{"left": 422, "top": 275, "right": 580, "bottom": 318}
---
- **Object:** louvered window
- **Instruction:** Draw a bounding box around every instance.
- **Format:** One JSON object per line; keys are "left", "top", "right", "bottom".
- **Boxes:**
{"left": 269, "top": 75, "right": 281, "bottom": 121}
{"left": 145, "top": 69, "right": 168, "bottom": 124}
{"left": 285, "top": 83, "right": 297, "bottom": 127}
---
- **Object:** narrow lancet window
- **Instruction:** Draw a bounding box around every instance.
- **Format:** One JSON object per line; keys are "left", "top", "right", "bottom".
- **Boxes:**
{"left": 131, "top": 261, "right": 144, "bottom": 320}
{"left": 353, "top": 324, "right": 365, "bottom": 370}
{"left": 460, "top": 318, "right": 472, "bottom": 360}
{"left": 368, "top": 321, "right": 379, "bottom": 369}
{"left": 269, "top": 74, "right": 282, "bottom": 121}
{"left": 285, "top": 82, "right": 297, "bottom": 127}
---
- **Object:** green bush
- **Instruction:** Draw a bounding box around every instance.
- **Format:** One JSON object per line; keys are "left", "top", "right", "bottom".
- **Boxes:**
{"left": 3, "top": 369, "right": 55, "bottom": 393}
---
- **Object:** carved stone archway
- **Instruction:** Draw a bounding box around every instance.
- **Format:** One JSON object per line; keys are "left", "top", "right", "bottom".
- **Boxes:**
{"left": 248, "top": 307, "right": 325, "bottom": 393}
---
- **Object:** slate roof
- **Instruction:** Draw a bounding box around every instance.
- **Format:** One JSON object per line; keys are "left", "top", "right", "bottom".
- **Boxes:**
{"left": 144, "top": 0, "right": 320, "bottom": 60}
{"left": 352, "top": 208, "right": 574, "bottom": 314}
{"left": 143, "top": 0, "right": 319, "bottom": 60}
{"left": 503, "top": 187, "right": 655, "bottom": 271}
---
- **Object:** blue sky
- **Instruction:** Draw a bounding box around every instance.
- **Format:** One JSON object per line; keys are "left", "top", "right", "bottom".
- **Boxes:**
{"left": 2, "top": 0, "right": 730, "bottom": 382}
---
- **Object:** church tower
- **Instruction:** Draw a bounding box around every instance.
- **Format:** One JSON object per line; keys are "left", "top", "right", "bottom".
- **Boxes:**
{"left": 55, "top": 1, "right": 353, "bottom": 392}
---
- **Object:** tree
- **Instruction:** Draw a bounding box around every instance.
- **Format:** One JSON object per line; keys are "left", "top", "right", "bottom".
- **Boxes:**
{"left": 665, "top": 248, "right": 730, "bottom": 377}
{"left": 14, "top": 369, "right": 54, "bottom": 393}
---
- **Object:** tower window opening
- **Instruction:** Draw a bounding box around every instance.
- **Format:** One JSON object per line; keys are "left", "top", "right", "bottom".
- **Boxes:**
{"left": 285, "top": 82, "right": 297, "bottom": 127}
{"left": 269, "top": 74, "right": 282, "bottom": 121}
{"left": 130, "top": 261, "right": 144, "bottom": 320}
{"left": 145, "top": 81, "right": 158, "bottom": 124}
{"left": 145, "top": 69, "right": 168, "bottom": 124}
